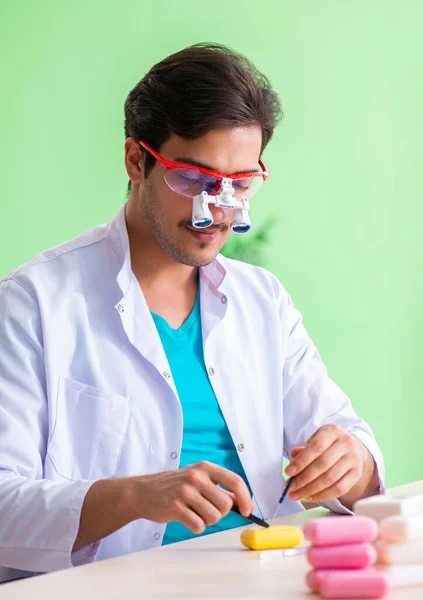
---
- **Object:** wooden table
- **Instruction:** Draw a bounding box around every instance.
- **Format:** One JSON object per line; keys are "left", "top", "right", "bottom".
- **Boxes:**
{"left": 2, "top": 481, "right": 422, "bottom": 599}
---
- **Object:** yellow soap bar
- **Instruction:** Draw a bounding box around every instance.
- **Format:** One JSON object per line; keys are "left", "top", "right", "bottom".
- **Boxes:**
{"left": 241, "top": 526, "right": 304, "bottom": 550}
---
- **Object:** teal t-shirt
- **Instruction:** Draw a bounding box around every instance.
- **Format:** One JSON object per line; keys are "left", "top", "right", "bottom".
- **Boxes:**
{"left": 151, "top": 283, "right": 250, "bottom": 545}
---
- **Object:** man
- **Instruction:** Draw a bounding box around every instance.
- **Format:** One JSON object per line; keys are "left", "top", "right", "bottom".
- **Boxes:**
{"left": 0, "top": 43, "right": 384, "bottom": 580}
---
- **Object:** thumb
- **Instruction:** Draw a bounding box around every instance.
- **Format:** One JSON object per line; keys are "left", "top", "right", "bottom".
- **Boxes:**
{"left": 290, "top": 446, "right": 305, "bottom": 458}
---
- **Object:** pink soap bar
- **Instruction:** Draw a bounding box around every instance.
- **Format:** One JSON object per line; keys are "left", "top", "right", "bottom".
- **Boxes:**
{"left": 306, "top": 568, "right": 375, "bottom": 593}
{"left": 304, "top": 516, "right": 378, "bottom": 546}
{"left": 307, "top": 542, "right": 377, "bottom": 569}
{"left": 306, "top": 569, "right": 333, "bottom": 592}
{"left": 320, "top": 568, "right": 392, "bottom": 598}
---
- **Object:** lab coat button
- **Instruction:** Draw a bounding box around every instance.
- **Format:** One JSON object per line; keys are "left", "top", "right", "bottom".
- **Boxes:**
{"left": 170, "top": 452, "right": 178, "bottom": 459}
{"left": 153, "top": 532, "right": 161, "bottom": 541}
{"left": 237, "top": 443, "right": 245, "bottom": 452}
{"left": 117, "top": 304, "right": 124, "bottom": 313}
{"left": 208, "top": 367, "right": 215, "bottom": 376}
{"left": 221, "top": 295, "right": 227, "bottom": 304}
{"left": 163, "top": 371, "right": 171, "bottom": 379}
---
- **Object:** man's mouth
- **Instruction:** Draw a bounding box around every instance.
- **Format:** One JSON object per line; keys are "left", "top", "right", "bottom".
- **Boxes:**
{"left": 185, "top": 225, "right": 220, "bottom": 242}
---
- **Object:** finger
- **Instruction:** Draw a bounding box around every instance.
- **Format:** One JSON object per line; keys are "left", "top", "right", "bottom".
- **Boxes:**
{"left": 187, "top": 492, "right": 224, "bottom": 527}
{"left": 202, "top": 485, "right": 234, "bottom": 518}
{"left": 289, "top": 440, "right": 347, "bottom": 495}
{"left": 172, "top": 500, "right": 207, "bottom": 534}
{"left": 220, "top": 490, "right": 255, "bottom": 514}
{"left": 307, "top": 468, "right": 360, "bottom": 502}
{"left": 200, "top": 462, "right": 252, "bottom": 517}
{"left": 291, "top": 455, "right": 355, "bottom": 501}
{"left": 290, "top": 446, "right": 304, "bottom": 458}
{"left": 285, "top": 426, "right": 338, "bottom": 476}
{"left": 178, "top": 471, "right": 225, "bottom": 526}
{"left": 229, "top": 493, "right": 255, "bottom": 512}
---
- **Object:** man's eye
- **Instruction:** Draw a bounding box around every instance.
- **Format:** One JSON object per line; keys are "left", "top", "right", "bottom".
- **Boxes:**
{"left": 180, "top": 174, "right": 200, "bottom": 182}
{"left": 233, "top": 182, "right": 250, "bottom": 191}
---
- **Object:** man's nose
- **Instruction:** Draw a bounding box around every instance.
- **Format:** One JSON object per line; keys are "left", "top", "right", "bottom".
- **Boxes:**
{"left": 209, "top": 203, "right": 229, "bottom": 225}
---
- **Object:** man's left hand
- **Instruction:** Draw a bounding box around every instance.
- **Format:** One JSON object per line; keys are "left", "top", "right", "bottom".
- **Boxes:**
{"left": 285, "top": 424, "right": 378, "bottom": 509}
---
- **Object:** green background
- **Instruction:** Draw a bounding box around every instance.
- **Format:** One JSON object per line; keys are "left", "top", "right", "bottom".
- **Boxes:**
{"left": 1, "top": 1, "right": 422, "bottom": 488}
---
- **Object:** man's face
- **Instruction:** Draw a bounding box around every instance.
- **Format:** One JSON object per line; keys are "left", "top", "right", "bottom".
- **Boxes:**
{"left": 132, "top": 127, "right": 262, "bottom": 267}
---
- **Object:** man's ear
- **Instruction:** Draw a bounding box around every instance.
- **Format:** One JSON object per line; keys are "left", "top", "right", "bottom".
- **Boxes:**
{"left": 124, "top": 138, "right": 145, "bottom": 185}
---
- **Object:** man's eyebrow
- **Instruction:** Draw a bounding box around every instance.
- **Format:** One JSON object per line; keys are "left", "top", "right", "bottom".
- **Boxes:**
{"left": 174, "top": 156, "right": 259, "bottom": 175}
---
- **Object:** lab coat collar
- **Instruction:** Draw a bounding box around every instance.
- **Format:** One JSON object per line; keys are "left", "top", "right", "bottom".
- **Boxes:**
{"left": 108, "top": 206, "right": 132, "bottom": 298}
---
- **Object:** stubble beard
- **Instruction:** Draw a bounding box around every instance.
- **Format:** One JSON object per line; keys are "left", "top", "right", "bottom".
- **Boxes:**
{"left": 140, "top": 183, "right": 229, "bottom": 267}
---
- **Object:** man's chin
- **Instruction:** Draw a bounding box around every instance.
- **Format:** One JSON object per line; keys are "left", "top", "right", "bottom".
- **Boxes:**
{"left": 175, "top": 241, "right": 224, "bottom": 268}
{"left": 166, "top": 226, "right": 229, "bottom": 267}
{"left": 180, "top": 249, "right": 221, "bottom": 268}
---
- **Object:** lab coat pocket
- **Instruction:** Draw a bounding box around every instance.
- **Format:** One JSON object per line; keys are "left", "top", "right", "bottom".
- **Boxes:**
{"left": 47, "top": 376, "right": 131, "bottom": 481}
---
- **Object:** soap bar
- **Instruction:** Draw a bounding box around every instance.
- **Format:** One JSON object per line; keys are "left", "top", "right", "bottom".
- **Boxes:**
{"left": 380, "top": 514, "right": 423, "bottom": 543}
{"left": 306, "top": 569, "right": 332, "bottom": 593}
{"left": 376, "top": 538, "right": 423, "bottom": 565}
{"left": 240, "top": 525, "right": 303, "bottom": 550}
{"left": 319, "top": 568, "right": 391, "bottom": 599}
{"left": 257, "top": 546, "right": 307, "bottom": 561}
{"left": 306, "top": 568, "right": 374, "bottom": 593}
{"left": 309, "top": 565, "right": 423, "bottom": 595}
{"left": 380, "top": 564, "right": 423, "bottom": 588}
{"left": 307, "top": 542, "right": 377, "bottom": 569}
{"left": 303, "top": 516, "right": 378, "bottom": 546}
{"left": 353, "top": 493, "right": 423, "bottom": 522}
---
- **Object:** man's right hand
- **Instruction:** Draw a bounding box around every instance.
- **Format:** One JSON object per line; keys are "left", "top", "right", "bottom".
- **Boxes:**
{"left": 131, "top": 461, "right": 254, "bottom": 534}
{"left": 74, "top": 461, "right": 253, "bottom": 551}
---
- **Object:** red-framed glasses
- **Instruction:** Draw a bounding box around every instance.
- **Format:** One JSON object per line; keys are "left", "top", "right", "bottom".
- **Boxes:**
{"left": 138, "top": 140, "right": 269, "bottom": 201}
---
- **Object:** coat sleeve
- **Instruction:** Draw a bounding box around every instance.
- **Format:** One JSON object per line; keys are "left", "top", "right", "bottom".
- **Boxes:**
{"left": 278, "top": 283, "right": 386, "bottom": 514}
{"left": 0, "top": 278, "right": 99, "bottom": 575}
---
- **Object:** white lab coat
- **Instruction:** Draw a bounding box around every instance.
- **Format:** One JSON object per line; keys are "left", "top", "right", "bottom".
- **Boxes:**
{"left": 0, "top": 207, "right": 385, "bottom": 581}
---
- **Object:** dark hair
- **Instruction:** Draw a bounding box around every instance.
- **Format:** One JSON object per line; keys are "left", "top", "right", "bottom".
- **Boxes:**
{"left": 124, "top": 42, "right": 282, "bottom": 192}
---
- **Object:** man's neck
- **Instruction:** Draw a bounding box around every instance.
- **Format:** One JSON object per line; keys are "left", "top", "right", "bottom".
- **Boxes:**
{"left": 126, "top": 220, "right": 196, "bottom": 288}
{"left": 125, "top": 207, "right": 199, "bottom": 328}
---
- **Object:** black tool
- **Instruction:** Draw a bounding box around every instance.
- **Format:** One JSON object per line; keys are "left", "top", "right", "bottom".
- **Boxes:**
{"left": 278, "top": 476, "right": 295, "bottom": 506}
{"left": 231, "top": 505, "right": 269, "bottom": 528}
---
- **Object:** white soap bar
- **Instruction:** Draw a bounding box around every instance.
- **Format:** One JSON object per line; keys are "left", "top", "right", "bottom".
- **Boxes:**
{"left": 376, "top": 538, "right": 423, "bottom": 565}
{"left": 380, "top": 514, "right": 423, "bottom": 543}
{"left": 257, "top": 546, "right": 307, "bottom": 561}
{"left": 379, "top": 564, "right": 423, "bottom": 588}
{"left": 353, "top": 494, "right": 423, "bottom": 522}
